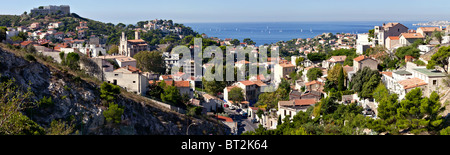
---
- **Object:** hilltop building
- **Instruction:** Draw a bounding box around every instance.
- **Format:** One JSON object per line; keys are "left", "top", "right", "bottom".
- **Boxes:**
{"left": 119, "top": 31, "right": 149, "bottom": 57}
{"left": 30, "top": 5, "right": 70, "bottom": 16}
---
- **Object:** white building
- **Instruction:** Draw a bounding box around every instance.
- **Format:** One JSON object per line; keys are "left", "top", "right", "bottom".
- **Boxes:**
{"left": 277, "top": 99, "right": 316, "bottom": 122}
{"left": 104, "top": 65, "right": 148, "bottom": 95}
{"left": 72, "top": 43, "right": 106, "bottom": 57}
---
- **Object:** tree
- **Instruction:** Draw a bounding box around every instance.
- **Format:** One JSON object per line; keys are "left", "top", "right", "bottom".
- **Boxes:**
{"left": 307, "top": 52, "right": 327, "bottom": 61}
{"left": 203, "top": 78, "right": 225, "bottom": 96}
{"left": 307, "top": 67, "right": 323, "bottom": 81}
{"left": 295, "top": 57, "right": 305, "bottom": 67}
{"left": 107, "top": 45, "right": 119, "bottom": 55}
{"left": 426, "top": 46, "right": 450, "bottom": 73}
{"left": 65, "top": 52, "right": 80, "bottom": 70}
{"left": 230, "top": 39, "right": 240, "bottom": 46}
{"left": 0, "top": 26, "right": 6, "bottom": 42}
{"left": 100, "top": 82, "right": 121, "bottom": 102}
{"left": 395, "top": 88, "right": 445, "bottom": 134}
{"left": 103, "top": 103, "right": 124, "bottom": 124}
{"left": 59, "top": 51, "right": 65, "bottom": 65}
{"left": 337, "top": 67, "right": 345, "bottom": 91}
{"left": 351, "top": 67, "right": 380, "bottom": 98}
{"left": 278, "top": 79, "right": 291, "bottom": 94}
{"left": 133, "top": 51, "right": 166, "bottom": 74}
{"left": 395, "top": 46, "right": 420, "bottom": 60}
{"left": 327, "top": 64, "right": 347, "bottom": 84}
{"left": 161, "top": 85, "right": 183, "bottom": 107}
{"left": 228, "top": 87, "right": 244, "bottom": 106}
{"left": 243, "top": 38, "right": 255, "bottom": 45}
{"left": 46, "top": 120, "right": 75, "bottom": 135}
{"left": 432, "top": 29, "right": 444, "bottom": 44}
{"left": 0, "top": 78, "right": 45, "bottom": 135}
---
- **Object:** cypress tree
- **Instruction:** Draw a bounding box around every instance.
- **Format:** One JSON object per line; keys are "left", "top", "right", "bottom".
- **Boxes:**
{"left": 338, "top": 67, "right": 345, "bottom": 91}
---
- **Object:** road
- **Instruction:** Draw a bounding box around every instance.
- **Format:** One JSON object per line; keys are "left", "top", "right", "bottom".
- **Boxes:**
{"left": 224, "top": 107, "right": 258, "bottom": 135}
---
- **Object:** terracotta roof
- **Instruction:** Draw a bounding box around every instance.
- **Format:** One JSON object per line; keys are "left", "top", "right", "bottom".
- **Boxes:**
{"left": 252, "top": 80, "right": 267, "bottom": 87}
{"left": 383, "top": 23, "right": 399, "bottom": 28}
{"left": 215, "top": 115, "right": 233, "bottom": 122}
{"left": 381, "top": 71, "right": 393, "bottom": 77}
{"left": 418, "top": 27, "right": 441, "bottom": 32}
{"left": 294, "top": 99, "right": 317, "bottom": 106}
{"left": 327, "top": 55, "right": 347, "bottom": 63}
{"left": 20, "top": 41, "right": 34, "bottom": 46}
{"left": 400, "top": 33, "right": 424, "bottom": 39}
{"left": 279, "top": 63, "right": 295, "bottom": 68}
{"left": 226, "top": 85, "right": 237, "bottom": 92}
{"left": 160, "top": 75, "right": 173, "bottom": 80}
{"left": 353, "top": 55, "right": 377, "bottom": 62}
{"left": 398, "top": 77, "right": 427, "bottom": 89}
{"left": 388, "top": 36, "right": 400, "bottom": 40}
{"left": 239, "top": 80, "right": 256, "bottom": 86}
{"left": 127, "top": 39, "right": 147, "bottom": 43}
{"left": 305, "top": 80, "right": 323, "bottom": 86}
{"left": 149, "top": 80, "right": 190, "bottom": 88}
{"left": 343, "top": 65, "right": 353, "bottom": 73}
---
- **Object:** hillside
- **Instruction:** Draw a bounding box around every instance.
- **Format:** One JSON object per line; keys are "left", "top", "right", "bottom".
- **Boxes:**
{"left": 0, "top": 43, "right": 228, "bottom": 135}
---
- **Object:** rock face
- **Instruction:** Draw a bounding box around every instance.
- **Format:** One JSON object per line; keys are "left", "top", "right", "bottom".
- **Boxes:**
{"left": 0, "top": 48, "right": 229, "bottom": 135}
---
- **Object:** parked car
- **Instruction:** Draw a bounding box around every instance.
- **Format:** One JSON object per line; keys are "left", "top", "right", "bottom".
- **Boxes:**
{"left": 241, "top": 112, "right": 248, "bottom": 118}
{"left": 229, "top": 106, "right": 235, "bottom": 110}
{"left": 236, "top": 109, "right": 242, "bottom": 113}
{"left": 251, "top": 118, "right": 259, "bottom": 123}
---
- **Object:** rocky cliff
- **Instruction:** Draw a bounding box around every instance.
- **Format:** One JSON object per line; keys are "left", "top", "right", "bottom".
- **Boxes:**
{"left": 0, "top": 47, "right": 229, "bottom": 135}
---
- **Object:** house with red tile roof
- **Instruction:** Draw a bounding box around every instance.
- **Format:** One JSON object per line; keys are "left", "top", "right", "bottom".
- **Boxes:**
{"left": 278, "top": 99, "right": 316, "bottom": 121}
{"left": 416, "top": 27, "right": 441, "bottom": 38}
{"left": 399, "top": 33, "right": 424, "bottom": 46}
{"left": 223, "top": 80, "right": 267, "bottom": 107}
{"left": 385, "top": 36, "right": 400, "bottom": 49}
{"left": 353, "top": 55, "right": 378, "bottom": 72}
{"left": 323, "top": 55, "right": 346, "bottom": 69}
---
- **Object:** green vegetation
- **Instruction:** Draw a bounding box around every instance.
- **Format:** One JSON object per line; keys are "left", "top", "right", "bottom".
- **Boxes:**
{"left": 306, "top": 52, "right": 327, "bottom": 61}
{"left": 351, "top": 67, "right": 380, "bottom": 98}
{"left": 395, "top": 46, "right": 420, "bottom": 60}
{"left": 306, "top": 67, "right": 323, "bottom": 81}
{"left": 0, "top": 78, "right": 74, "bottom": 135}
{"left": 228, "top": 87, "right": 245, "bottom": 106}
{"left": 426, "top": 45, "right": 450, "bottom": 73}
{"left": 24, "top": 53, "right": 36, "bottom": 62}
{"left": 160, "top": 84, "right": 184, "bottom": 107}
{"left": 100, "top": 82, "right": 121, "bottom": 103}
{"left": 133, "top": 51, "right": 166, "bottom": 74}
{"left": 103, "top": 103, "right": 124, "bottom": 124}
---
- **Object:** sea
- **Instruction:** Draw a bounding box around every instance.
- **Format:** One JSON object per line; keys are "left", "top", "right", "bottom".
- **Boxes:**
{"left": 184, "top": 21, "right": 425, "bottom": 46}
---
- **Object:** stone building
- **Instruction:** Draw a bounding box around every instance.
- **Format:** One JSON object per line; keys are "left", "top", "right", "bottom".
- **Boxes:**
{"left": 119, "top": 31, "right": 149, "bottom": 57}
{"left": 30, "top": 5, "right": 70, "bottom": 16}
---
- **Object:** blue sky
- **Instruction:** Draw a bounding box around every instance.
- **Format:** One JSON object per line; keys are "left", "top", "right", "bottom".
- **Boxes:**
{"left": 1, "top": 0, "right": 449, "bottom": 24}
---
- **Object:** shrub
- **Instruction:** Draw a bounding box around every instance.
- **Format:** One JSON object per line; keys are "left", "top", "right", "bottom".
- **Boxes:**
{"left": 39, "top": 96, "right": 54, "bottom": 108}
{"left": 24, "top": 54, "right": 36, "bottom": 62}
{"left": 103, "top": 103, "right": 124, "bottom": 124}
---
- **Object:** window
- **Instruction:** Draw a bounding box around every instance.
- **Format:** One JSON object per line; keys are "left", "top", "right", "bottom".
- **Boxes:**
{"left": 433, "top": 80, "right": 437, "bottom": 85}
{"left": 114, "top": 74, "right": 118, "bottom": 76}
{"left": 133, "top": 81, "right": 136, "bottom": 83}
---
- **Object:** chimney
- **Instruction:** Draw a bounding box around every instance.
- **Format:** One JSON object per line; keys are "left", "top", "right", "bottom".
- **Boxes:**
{"left": 121, "top": 32, "right": 125, "bottom": 40}
{"left": 135, "top": 31, "right": 140, "bottom": 40}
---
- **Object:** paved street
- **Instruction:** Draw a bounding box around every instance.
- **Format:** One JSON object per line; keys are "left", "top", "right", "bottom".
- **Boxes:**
{"left": 224, "top": 106, "right": 258, "bottom": 135}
